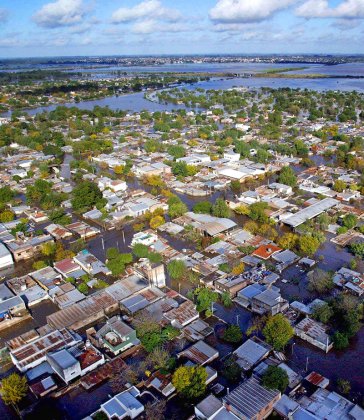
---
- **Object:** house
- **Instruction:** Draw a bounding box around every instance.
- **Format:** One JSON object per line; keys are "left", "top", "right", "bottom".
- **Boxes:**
{"left": 297, "top": 387, "right": 364, "bottom": 420}
{"left": 294, "top": 318, "right": 333, "bottom": 353}
{"left": 333, "top": 267, "right": 364, "bottom": 296}
{"left": 251, "top": 288, "right": 289, "bottom": 315}
{"left": 47, "top": 291, "right": 118, "bottom": 331}
{"left": 233, "top": 337, "right": 271, "bottom": 371}
{"left": 6, "top": 234, "right": 54, "bottom": 261}
{"left": 100, "top": 386, "right": 144, "bottom": 419}
{"left": 54, "top": 258, "right": 86, "bottom": 279}
{"left": 0, "top": 284, "right": 27, "bottom": 326}
{"left": 94, "top": 316, "right": 139, "bottom": 355}
{"left": 223, "top": 377, "right": 281, "bottom": 420}
{"left": 7, "top": 275, "right": 48, "bottom": 306}
{"left": 177, "top": 212, "right": 237, "bottom": 237}
{"left": 8, "top": 328, "right": 81, "bottom": 372}
{"left": 145, "top": 371, "right": 175, "bottom": 397}
{"left": 45, "top": 223, "right": 72, "bottom": 240}
{"left": 176, "top": 154, "right": 211, "bottom": 166}
{"left": 0, "top": 242, "right": 14, "bottom": 269}
{"left": 164, "top": 300, "right": 199, "bottom": 329}
{"left": 252, "top": 244, "right": 282, "bottom": 260}
{"left": 30, "top": 266, "right": 63, "bottom": 291}
{"left": 66, "top": 221, "right": 100, "bottom": 239}
{"left": 74, "top": 250, "right": 111, "bottom": 276}
{"left": 214, "top": 275, "right": 251, "bottom": 298}
{"left": 46, "top": 342, "right": 104, "bottom": 384}
{"left": 177, "top": 340, "right": 219, "bottom": 365}
{"left": 51, "top": 283, "right": 85, "bottom": 308}
{"left": 195, "top": 394, "right": 236, "bottom": 420}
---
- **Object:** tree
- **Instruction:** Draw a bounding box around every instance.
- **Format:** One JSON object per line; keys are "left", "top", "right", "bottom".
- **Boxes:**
{"left": 262, "top": 366, "right": 289, "bottom": 393}
{"left": 311, "top": 302, "right": 333, "bottom": 324}
{"left": 342, "top": 214, "right": 357, "bottom": 230}
{"left": 212, "top": 198, "right": 230, "bottom": 218}
{"left": 172, "top": 365, "right": 207, "bottom": 400}
{"left": 278, "top": 233, "right": 298, "bottom": 250}
{"left": 71, "top": 181, "right": 103, "bottom": 211}
{"left": 278, "top": 166, "right": 297, "bottom": 187}
{"left": 223, "top": 325, "right": 243, "bottom": 343}
{"left": 332, "top": 331, "right": 349, "bottom": 350}
{"left": 308, "top": 269, "right": 334, "bottom": 294}
{"left": 220, "top": 291, "right": 233, "bottom": 307}
{"left": 150, "top": 215, "right": 165, "bottom": 230}
{"left": 263, "top": 314, "right": 294, "bottom": 351}
{"left": 0, "top": 210, "right": 15, "bottom": 223}
{"left": 193, "top": 201, "right": 212, "bottom": 214}
{"left": 0, "top": 186, "right": 15, "bottom": 204}
{"left": 146, "top": 347, "right": 170, "bottom": 371}
{"left": 248, "top": 202, "right": 268, "bottom": 223}
{"left": 167, "top": 260, "right": 186, "bottom": 280}
{"left": 168, "top": 195, "right": 188, "bottom": 219}
{"left": 298, "top": 235, "right": 321, "bottom": 256}
{"left": 106, "top": 250, "right": 132, "bottom": 276}
{"left": 0, "top": 373, "right": 28, "bottom": 408}
{"left": 193, "top": 287, "right": 218, "bottom": 313}
{"left": 133, "top": 243, "right": 149, "bottom": 259}
{"left": 333, "top": 179, "right": 346, "bottom": 192}
{"left": 349, "top": 242, "right": 364, "bottom": 258}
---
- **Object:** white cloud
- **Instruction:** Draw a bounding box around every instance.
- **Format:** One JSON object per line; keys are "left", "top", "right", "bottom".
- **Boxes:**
{"left": 33, "top": 0, "right": 88, "bottom": 28}
{"left": 112, "top": 0, "right": 181, "bottom": 24}
{"left": 296, "top": 0, "right": 364, "bottom": 19}
{"left": 0, "top": 8, "right": 9, "bottom": 23}
{"left": 209, "top": 0, "right": 296, "bottom": 23}
{"left": 132, "top": 20, "right": 193, "bottom": 34}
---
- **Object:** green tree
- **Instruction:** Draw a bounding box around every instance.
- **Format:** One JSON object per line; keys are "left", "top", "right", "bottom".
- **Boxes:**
{"left": 342, "top": 214, "right": 357, "bottom": 230}
{"left": 168, "top": 195, "right": 188, "bottom": 219}
{"left": 212, "top": 198, "right": 230, "bottom": 218}
{"left": 298, "top": 235, "right": 321, "bottom": 256}
{"left": 133, "top": 243, "right": 150, "bottom": 259}
{"left": 0, "top": 373, "right": 28, "bottom": 409}
{"left": 0, "top": 186, "right": 15, "bottom": 204}
{"left": 278, "top": 166, "right": 297, "bottom": 187}
{"left": 172, "top": 366, "right": 207, "bottom": 400}
{"left": 193, "top": 287, "right": 218, "bottom": 313}
{"left": 262, "top": 366, "right": 289, "bottom": 393}
{"left": 332, "top": 331, "right": 349, "bottom": 350}
{"left": 311, "top": 302, "right": 333, "bottom": 324}
{"left": 333, "top": 179, "right": 346, "bottom": 192}
{"left": 349, "top": 242, "right": 364, "bottom": 258}
{"left": 71, "top": 181, "right": 103, "bottom": 211}
{"left": 167, "top": 260, "right": 186, "bottom": 280}
{"left": 263, "top": 314, "right": 294, "bottom": 350}
{"left": 223, "top": 325, "right": 243, "bottom": 343}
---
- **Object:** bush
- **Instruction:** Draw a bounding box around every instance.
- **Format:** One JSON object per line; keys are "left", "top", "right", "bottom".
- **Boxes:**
{"left": 332, "top": 331, "right": 349, "bottom": 350}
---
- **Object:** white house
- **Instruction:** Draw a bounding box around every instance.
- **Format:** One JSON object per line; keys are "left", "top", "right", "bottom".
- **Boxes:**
{"left": 0, "top": 242, "right": 14, "bottom": 270}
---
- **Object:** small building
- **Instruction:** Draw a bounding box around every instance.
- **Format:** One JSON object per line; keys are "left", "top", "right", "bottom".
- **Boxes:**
{"left": 47, "top": 343, "right": 104, "bottom": 384}
{"left": 100, "top": 386, "right": 144, "bottom": 419}
{"left": 7, "top": 275, "right": 48, "bottom": 306}
{"left": 223, "top": 377, "right": 281, "bottom": 420}
{"left": 164, "top": 300, "right": 199, "bottom": 329}
{"left": 74, "top": 250, "right": 111, "bottom": 276}
{"left": 233, "top": 337, "right": 272, "bottom": 371}
{"left": 177, "top": 340, "right": 219, "bottom": 366}
{"left": 295, "top": 318, "right": 333, "bottom": 353}
{"left": 0, "top": 242, "right": 14, "bottom": 269}
{"left": 195, "top": 394, "right": 235, "bottom": 420}
{"left": 251, "top": 288, "right": 289, "bottom": 316}
{"left": 0, "top": 284, "right": 27, "bottom": 325}
{"left": 214, "top": 275, "right": 250, "bottom": 298}
{"left": 95, "top": 316, "right": 139, "bottom": 355}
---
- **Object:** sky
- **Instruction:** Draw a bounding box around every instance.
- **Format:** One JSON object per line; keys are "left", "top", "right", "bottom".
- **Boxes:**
{"left": 0, "top": 0, "right": 364, "bottom": 57}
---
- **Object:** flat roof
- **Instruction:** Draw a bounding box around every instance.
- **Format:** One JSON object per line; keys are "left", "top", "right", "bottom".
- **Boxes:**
{"left": 284, "top": 198, "right": 338, "bottom": 228}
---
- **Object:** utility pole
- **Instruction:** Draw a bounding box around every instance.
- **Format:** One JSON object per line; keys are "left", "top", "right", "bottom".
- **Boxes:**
{"left": 101, "top": 237, "right": 105, "bottom": 251}
{"left": 236, "top": 314, "right": 240, "bottom": 326}
{"left": 305, "top": 356, "right": 309, "bottom": 372}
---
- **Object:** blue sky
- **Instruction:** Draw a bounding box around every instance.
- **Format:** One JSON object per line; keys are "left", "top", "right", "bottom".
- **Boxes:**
{"left": 0, "top": 0, "right": 363, "bottom": 57}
